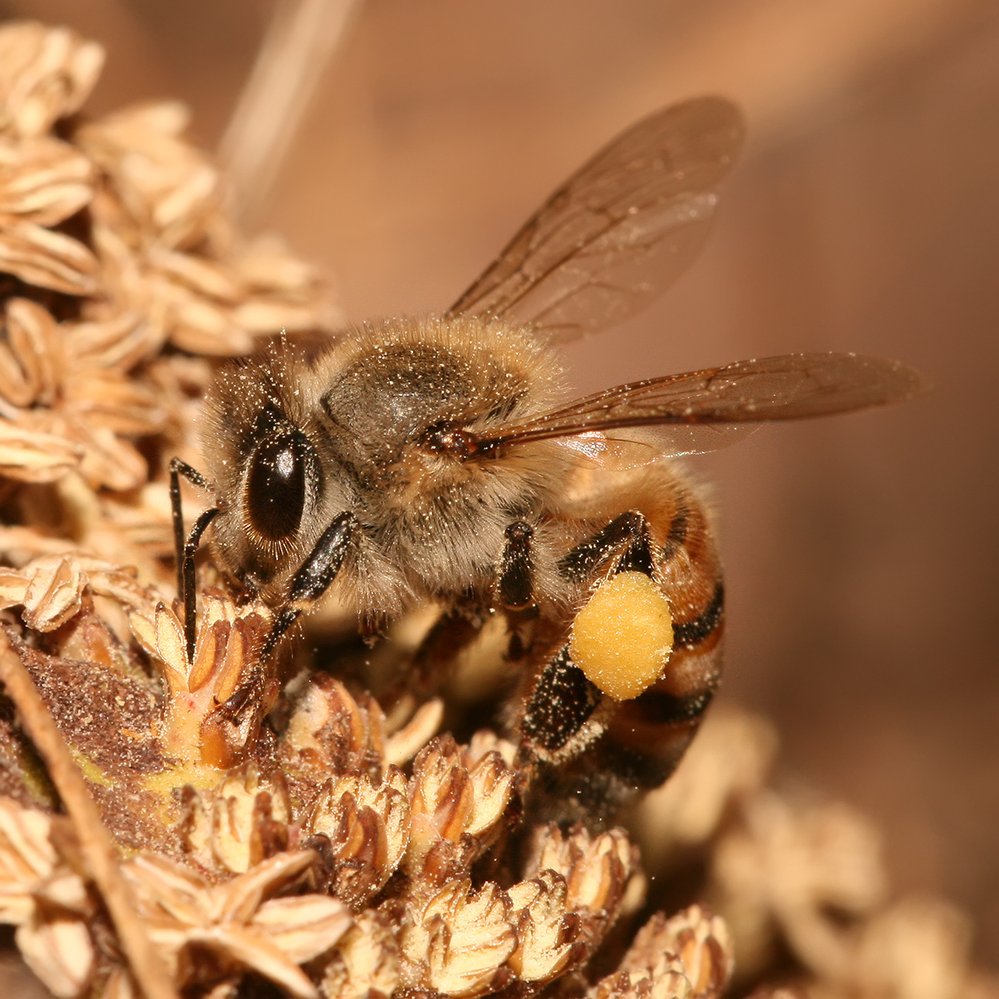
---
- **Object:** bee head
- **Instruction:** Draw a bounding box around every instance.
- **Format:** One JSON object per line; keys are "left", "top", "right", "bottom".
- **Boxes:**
{"left": 200, "top": 340, "right": 345, "bottom": 597}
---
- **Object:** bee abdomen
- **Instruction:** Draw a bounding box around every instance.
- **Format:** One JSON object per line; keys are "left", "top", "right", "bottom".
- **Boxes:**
{"left": 673, "top": 580, "right": 724, "bottom": 648}
{"left": 604, "top": 623, "right": 723, "bottom": 788}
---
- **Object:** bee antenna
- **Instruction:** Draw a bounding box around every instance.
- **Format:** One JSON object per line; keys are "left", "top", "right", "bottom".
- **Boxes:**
{"left": 169, "top": 458, "right": 218, "bottom": 662}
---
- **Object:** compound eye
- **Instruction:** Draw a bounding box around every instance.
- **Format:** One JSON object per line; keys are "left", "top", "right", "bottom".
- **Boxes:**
{"left": 246, "top": 432, "right": 311, "bottom": 540}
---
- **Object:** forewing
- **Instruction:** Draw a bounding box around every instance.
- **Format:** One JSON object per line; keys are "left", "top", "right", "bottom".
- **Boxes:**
{"left": 481, "top": 354, "right": 924, "bottom": 463}
{"left": 447, "top": 96, "right": 744, "bottom": 342}
{"left": 557, "top": 425, "right": 759, "bottom": 466}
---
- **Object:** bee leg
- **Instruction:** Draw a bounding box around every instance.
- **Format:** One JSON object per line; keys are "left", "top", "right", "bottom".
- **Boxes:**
{"left": 408, "top": 609, "right": 481, "bottom": 691}
{"left": 218, "top": 512, "right": 358, "bottom": 731}
{"left": 557, "top": 510, "right": 654, "bottom": 582}
{"left": 374, "top": 607, "right": 484, "bottom": 728}
{"left": 519, "top": 513, "right": 654, "bottom": 765}
{"left": 261, "top": 511, "right": 358, "bottom": 657}
{"left": 521, "top": 647, "right": 602, "bottom": 758}
{"left": 498, "top": 521, "right": 536, "bottom": 612}
{"left": 168, "top": 457, "right": 218, "bottom": 662}
{"left": 519, "top": 509, "right": 685, "bottom": 802}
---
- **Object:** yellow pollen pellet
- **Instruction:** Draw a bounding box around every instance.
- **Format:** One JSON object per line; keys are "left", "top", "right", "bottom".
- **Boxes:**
{"left": 569, "top": 571, "right": 674, "bottom": 701}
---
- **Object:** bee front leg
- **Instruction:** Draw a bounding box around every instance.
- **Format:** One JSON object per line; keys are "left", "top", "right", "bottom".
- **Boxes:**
{"left": 263, "top": 511, "right": 359, "bottom": 657}
{"left": 220, "top": 512, "right": 359, "bottom": 725}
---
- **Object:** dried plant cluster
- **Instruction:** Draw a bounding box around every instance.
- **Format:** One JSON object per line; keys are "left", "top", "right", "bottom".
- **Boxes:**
{"left": 0, "top": 19, "right": 993, "bottom": 999}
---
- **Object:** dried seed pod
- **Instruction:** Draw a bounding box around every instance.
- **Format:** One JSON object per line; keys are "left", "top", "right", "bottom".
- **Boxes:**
{"left": 401, "top": 879, "right": 516, "bottom": 998}
{"left": 0, "top": 136, "right": 94, "bottom": 225}
{"left": 709, "top": 792, "right": 886, "bottom": 979}
{"left": 590, "top": 961, "right": 693, "bottom": 999}
{"left": 230, "top": 235, "right": 334, "bottom": 335}
{"left": 282, "top": 675, "right": 388, "bottom": 778}
{"left": 76, "top": 101, "right": 222, "bottom": 251}
{"left": 318, "top": 908, "right": 400, "bottom": 999}
{"left": 406, "top": 735, "right": 516, "bottom": 883}
{"left": 0, "top": 219, "right": 99, "bottom": 294}
{"left": 0, "top": 22, "right": 103, "bottom": 138}
{"left": 129, "top": 592, "right": 273, "bottom": 766}
{"left": 67, "top": 311, "right": 157, "bottom": 372}
{"left": 507, "top": 869, "right": 583, "bottom": 983}
{"left": 615, "top": 907, "right": 734, "bottom": 999}
{"left": 122, "top": 849, "right": 348, "bottom": 998}
{"left": 0, "top": 799, "right": 78, "bottom": 922}
{"left": 0, "top": 800, "right": 94, "bottom": 998}
{"left": 304, "top": 768, "right": 410, "bottom": 909}
{"left": 182, "top": 765, "right": 292, "bottom": 874}
{"left": 848, "top": 896, "right": 975, "bottom": 999}
{"left": 0, "top": 297, "right": 61, "bottom": 407}
{"left": 529, "top": 823, "right": 636, "bottom": 922}
{"left": 383, "top": 697, "right": 443, "bottom": 766}
{"left": 0, "top": 554, "right": 83, "bottom": 631}
{"left": 16, "top": 909, "right": 95, "bottom": 999}
{"left": 0, "top": 419, "right": 83, "bottom": 482}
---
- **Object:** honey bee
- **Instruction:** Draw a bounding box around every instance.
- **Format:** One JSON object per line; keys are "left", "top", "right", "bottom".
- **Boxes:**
{"left": 171, "top": 97, "right": 921, "bottom": 807}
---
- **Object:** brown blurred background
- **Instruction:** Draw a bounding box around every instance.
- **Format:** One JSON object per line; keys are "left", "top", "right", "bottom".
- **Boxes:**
{"left": 5, "top": 0, "right": 998, "bottom": 966}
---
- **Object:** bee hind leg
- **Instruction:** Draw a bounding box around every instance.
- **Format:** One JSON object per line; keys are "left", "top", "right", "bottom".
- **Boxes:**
{"left": 520, "top": 647, "right": 602, "bottom": 757}
{"left": 519, "top": 510, "right": 657, "bottom": 766}
{"left": 557, "top": 510, "right": 654, "bottom": 582}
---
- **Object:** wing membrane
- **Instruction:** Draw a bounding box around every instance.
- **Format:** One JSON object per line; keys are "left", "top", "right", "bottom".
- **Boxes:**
{"left": 481, "top": 353, "right": 924, "bottom": 462}
{"left": 448, "top": 96, "right": 744, "bottom": 342}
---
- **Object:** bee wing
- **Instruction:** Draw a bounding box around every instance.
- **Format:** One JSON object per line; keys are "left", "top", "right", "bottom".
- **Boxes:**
{"left": 447, "top": 96, "right": 744, "bottom": 343}
{"left": 479, "top": 353, "right": 925, "bottom": 463}
{"left": 556, "top": 425, "right": 760, "bottom": 466}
